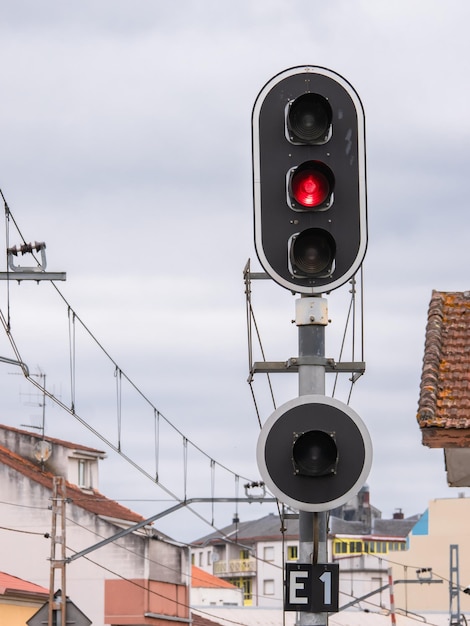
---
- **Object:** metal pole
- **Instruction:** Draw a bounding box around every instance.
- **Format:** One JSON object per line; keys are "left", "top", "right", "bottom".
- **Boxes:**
{"left": 297, "top": 295, "right": 328, "bottom": 626}
{"left": 47, "top": 477, "right": 67, "bottom": 626}
{"left": 450, "top": 544, "right": 461, "bottom": 626}
{"left": 388, "top": 567, "right": 397, "bottom": 626}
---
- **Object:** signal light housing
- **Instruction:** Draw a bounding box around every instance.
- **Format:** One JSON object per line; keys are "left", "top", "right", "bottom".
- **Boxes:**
{"left": 257, "top": 395, "right": 373, "bottom": 512}
{"left": 286, "top": 93, "right": 332, "bottom": 145}
{"left": 289, "top": 228, "right": 335, "bottom": 278}
{"left": 252, "top": 66, "right": 367, "bottom": 294}
{"left": 292, "top": 430, "right": 338, "bottom": 477}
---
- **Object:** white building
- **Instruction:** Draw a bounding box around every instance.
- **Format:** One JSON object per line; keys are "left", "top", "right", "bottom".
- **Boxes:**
{"left": 191, "top": 565, "right": 243, "bottom": 607}
{"left": 0, "top": 424, "right": 190, "bottom": 626}
{"left": 191, "top": 493, "right": 418, "bottom": 610}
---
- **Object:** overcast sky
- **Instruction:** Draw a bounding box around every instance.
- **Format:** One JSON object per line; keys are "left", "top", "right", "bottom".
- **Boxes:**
{"left": 1, "top": 0, "right": 470, "bottom": 545}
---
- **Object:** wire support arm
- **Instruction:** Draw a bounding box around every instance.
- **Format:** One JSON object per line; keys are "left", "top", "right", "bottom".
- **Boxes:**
{"left": 66, "top": 496, "right": 277, "bottom": 564}
{"left": 250, "top": 357, "right": 366, "bottom": 376}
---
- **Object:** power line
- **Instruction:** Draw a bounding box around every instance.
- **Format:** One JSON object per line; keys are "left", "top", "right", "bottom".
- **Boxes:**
{"left": 0, "top": 193, "right": 271, "bottom": 535}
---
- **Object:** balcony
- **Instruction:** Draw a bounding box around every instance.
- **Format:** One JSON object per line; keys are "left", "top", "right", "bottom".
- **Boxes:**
{"left": 213, "top": 558, "right": 256, "bottom": 577}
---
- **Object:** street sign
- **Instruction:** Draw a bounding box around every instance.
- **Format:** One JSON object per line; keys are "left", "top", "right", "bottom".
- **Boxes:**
{"left": 285, "top": 563, "right": 339, "bottom": 612}
{"left": 257, "top": 395, "right": 372, "bottom": 512}
{"left": 27, "top": 594, "right": 92, "bottom": 626}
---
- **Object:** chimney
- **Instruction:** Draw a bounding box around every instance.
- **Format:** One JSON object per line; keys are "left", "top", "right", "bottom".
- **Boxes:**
{"left": 393, "top": 508, "right": 404, "bottom": 520}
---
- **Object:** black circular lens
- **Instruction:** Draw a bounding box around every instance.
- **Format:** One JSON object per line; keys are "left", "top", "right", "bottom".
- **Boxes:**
{"left": 292, "top": 430, "right": 338, "bottom": 476}
{"left": 288, "top": 94, "right": 332, "bottom": 143}
{"left": 291, "top": 228, "right": 335, "bottom": 276}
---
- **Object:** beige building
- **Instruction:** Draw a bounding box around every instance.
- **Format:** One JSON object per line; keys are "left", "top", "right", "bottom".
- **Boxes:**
{"left": 0, "top": 572, "right": 48, "bottom": 626}
{"left": 391, "top": 496, "right": 470, "bottom": 616}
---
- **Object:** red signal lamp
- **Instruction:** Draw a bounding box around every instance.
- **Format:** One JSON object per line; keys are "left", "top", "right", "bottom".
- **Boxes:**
{"left": 289, "top": 162, "right": 334, "bottom": 210}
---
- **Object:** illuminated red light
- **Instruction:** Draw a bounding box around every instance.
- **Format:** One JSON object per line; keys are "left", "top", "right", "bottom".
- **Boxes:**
{"left": 291, "top": 168, "right": 330, "bottom": 208}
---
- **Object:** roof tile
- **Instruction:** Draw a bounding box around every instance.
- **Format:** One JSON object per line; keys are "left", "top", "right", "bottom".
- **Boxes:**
{"left": 0, "top": 571, "right": 48, "bottom": 596}
{"left": 191, "top": 566, "right": 237, "bottom": 589}
{"left": 418, "top": 290, "right": 470, "bottom": 434}
{"left": 0, "top": 444, "right": 144, "bottom": 524}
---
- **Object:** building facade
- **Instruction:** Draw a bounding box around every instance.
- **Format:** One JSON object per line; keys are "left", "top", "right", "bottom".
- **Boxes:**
{"left": 391, "top": 496, "right": 470, "bottom": 616}
{"left": 0, "top": 424, "right": 190, "bottom": 626}
{"left": 191, "top": 565, "right": 243, "bottom": 607}
{"left": 191, "top": 495, "right": 417, "bottom": 610}
{"left": 0, "top": 572, "right": 49, "bottom": 626}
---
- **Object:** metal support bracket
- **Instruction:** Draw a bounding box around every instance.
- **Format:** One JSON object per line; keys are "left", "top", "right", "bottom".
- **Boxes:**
{"left": 250, "top": 359, "right": 366, "bottom": 376}
{"left": 0, "top": 241, "right": 66, "bottom": 281}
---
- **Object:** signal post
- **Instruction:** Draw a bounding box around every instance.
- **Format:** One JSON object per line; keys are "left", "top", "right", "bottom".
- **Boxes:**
{"left": 251, "top": 66, "right": 370, "bottom": 625}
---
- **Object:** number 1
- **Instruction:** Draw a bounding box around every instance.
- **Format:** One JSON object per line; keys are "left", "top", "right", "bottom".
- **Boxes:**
{"left": 319, "top": 571, "right": 332, "bottom": 605}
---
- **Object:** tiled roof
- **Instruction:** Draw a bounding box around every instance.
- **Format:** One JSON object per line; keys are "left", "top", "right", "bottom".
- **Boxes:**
{"left": 372, "top": 517, "right": 419, "bottom": 538}
{"left": 417, "top": 290, "right": 470, "bottom": 446}
{"left": 192, "top": 513, "right": 299, "bottom": 546}
{"left": 329, "top": 518, "right": 368, "bottom": 535}
{"left": 0, "top": 571, "right": 48, "bottom": 597}
{"left": 329, "top": 516, "right": 418, "bottom": 538}
{"left": 0, "top": 423, "right": 106, "bottom": 456}
{"left": 192, "top": 513, "right": 415, "bottom": 544}
{"left": 191, "top": 566, "right": 237, "bottom": 589}
{"left": 0, "top": 444, "right": 144, "bottom": 524}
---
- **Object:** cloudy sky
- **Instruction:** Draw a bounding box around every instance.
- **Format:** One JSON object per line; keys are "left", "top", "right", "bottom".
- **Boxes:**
{"left": 1, "top": 0, "right": 470, "bottom": 544}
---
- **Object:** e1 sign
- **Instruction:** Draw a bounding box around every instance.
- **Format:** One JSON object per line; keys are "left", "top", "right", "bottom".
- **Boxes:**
{"left": 285, "top": 563, "right": 339, "bottom": 613}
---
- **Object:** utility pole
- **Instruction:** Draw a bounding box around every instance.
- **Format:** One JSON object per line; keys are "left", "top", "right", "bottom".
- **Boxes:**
{"left": 450, "top": 544, "right": 462, "bottom": 626}
{"left": 48, "top": 476, "right": 67, "bottom": 626}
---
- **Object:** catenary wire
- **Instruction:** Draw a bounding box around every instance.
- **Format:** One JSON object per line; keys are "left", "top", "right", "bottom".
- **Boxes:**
{"left": 0, "top": 195, "right": 279, "bottom": 540}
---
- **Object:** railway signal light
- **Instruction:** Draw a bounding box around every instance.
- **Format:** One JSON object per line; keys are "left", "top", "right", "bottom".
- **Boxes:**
{"left": 256, "top": 395, "right": 372, "bottom": 512}
{"left": 252, "top": 66, "right": 367, "bottom": 294}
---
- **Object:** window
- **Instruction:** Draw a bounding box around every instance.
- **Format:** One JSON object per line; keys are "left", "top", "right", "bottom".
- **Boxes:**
{"left": 191, "top": 553, "right": 195, "bottom": 565}
{"left": 349, "top": 541, "right": 362, "bottom": 553}
{"left": 198, "top": 552, "right": 203, "bottom": 566}
{"left": 242, "top": 578, "right": 252, "bottom": 605}
{"left": 287, "top": 545, "right": 298, "bottom": 560}
{"left": 230, "top": 577, "right": 252, "bottom": 605}
{"left": 364, "top": 541, "right": 374, "bottom": 553}
{"left": 78, "top": 459, "right": 92, "bottom": 488}
{"left": 263, "top": 579, "right": 275, "bottom": 596}
{"left": 263, "top": 546, "right": 275, "bottom": 561}
{"left": 333, "top": 540, "right": 347, "bottom": 554}
{"left": 207, "top": 551, "right": 212, "bottom": 565}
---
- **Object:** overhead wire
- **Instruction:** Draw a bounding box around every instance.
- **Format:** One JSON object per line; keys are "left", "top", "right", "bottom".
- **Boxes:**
{"left": 0, "top": 193, "right": 274, "bottom": 538}
{"left": 244, "top": 261, "right": 277, "bottom": 424}
{"left": 245, "top": 266, "right": 366, "bottom": 422}
{"left": 5, "top": 195, "right": 435, "bottom": 621}
{"left": 0, "top": 496, "right": 461, "bottom": 621}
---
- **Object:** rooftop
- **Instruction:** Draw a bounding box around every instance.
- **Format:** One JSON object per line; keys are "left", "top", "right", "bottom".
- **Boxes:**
{"left": 0, "top": 423, "right": 107, "bottom": 456}
{"left": 0, "top": 443, "right": 144, "bottom": 524}
{"left": 0, "top": 571, "right": 48, "bottom": 599}
{"left": 417, "top": 290, "right": 470, "bottom": 446}
{"left": 191, "top": 566, "right": 238, "bottom": 589}
{"left": 192, "top": 512, "right": 418, "bottom": 546}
